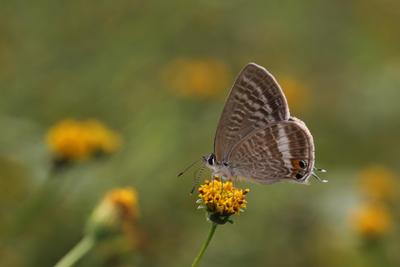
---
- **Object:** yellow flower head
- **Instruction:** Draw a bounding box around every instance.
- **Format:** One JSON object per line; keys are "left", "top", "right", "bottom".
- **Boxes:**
{"left": 84, "top": 120, "right": 121, "bottom": 154}
{"left": 162, "top": 58, "right": 231, "bottom": 99}
{"left": 352, "top": 202, "right": 392, "bottom": 238}
{"left": 87, "top": 187, "right": 139, "bottom": 240}
{"left": 46, "top": 119, "right": 121, "bottom": 162}
{"left": 197, "top": 178, "right": 249, "bottom": 224}
{"left": 107, "top": 187, "right": 139, "bottom": 220}
{"left": 359, "top": 165, "right": 396, "bottom": 201}
{"left": 46, "top": 119, "right": 92, "bottom": 161}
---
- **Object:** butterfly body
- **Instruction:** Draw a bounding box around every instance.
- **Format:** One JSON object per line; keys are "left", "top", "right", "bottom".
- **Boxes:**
{"left": 203, "top": 153, "right": 235, "bottom": 180}
{"left": 205, "top": 63, "right": 315, "bottom": 184}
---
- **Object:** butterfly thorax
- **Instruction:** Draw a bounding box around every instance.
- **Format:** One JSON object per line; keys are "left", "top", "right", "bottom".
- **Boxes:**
{"left": 203, "top": 153, "right": 234, "bottom": 180}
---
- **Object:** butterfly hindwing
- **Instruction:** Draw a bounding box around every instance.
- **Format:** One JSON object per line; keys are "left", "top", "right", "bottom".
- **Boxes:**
{"left": 226, "top": 119, "right": 315, "bottom": 184}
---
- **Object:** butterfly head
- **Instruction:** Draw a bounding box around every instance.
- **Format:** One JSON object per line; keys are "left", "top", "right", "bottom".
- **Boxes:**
{"left": 203, "top": 153, "right": 234, "bottom": 180}
{"left": 203, "top": 153, "right": 216, "bottom": 167}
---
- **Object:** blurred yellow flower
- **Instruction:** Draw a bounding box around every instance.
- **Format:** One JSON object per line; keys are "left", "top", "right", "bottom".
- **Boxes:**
{"left": 46, "top": 119, "right": 92, "bottom": 161}
{"left": 279, "top": 77, "right": 311, "bottom": 114}
{"left": 84, "top": 119, "right": 121, "bottom": 154}
{"left": 352, "top": 202, "right": 392, "bottom": 237}
{"left": 107, "top": 187, "right": 139, "bottom": 220}
{"left": 55, "top": 187, "right": 140, "bottom": 267}
{"left": 197, "top": 178, "right": 249, "bottom": 224}
{"left": 46, "top": 119, "right": 121, "bottom": 162}
{"left": 162, "top": 58, "right": 231, "bottom": 98}
{"left": 87, "top": 187, "right": 139, "bottom": 240}
{"left": 358, "top": 165, "right": 396, "bottom": 201}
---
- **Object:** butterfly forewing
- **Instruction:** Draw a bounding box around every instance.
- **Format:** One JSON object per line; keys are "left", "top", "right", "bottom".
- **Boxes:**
{"left": 214, "top": 63, "right": 290, "bottom": 163}
{"left": 226, "top": 119, "right": 314, "bottom": 184}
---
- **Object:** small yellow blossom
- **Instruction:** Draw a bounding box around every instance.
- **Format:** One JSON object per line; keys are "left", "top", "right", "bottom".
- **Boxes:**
{"left": 46, "top": 119, "right": 121, "bottom": 162}
{"left": 107, "top": 187, "right": 139, "bottom": 220}
{"left": 54, "top": 188, "right": 139, "bottom": 266}
{"left": 46, "top": 119, "right": 92, "bottom": 161}
{"left": 358, "top": 165, "right": 396, "bottom": 201}
{"left": 197, "top": 178, "right": 249, "bottom": 224}
{"left": 352, "top": 202, "right": 392, "bottom": 237}
{"left": 162, "top": 58, "right": 231, "bottom": 98}
{"left": 84, "top": 120, "right": 121, "bottom": 154}
{"left": 87, "top": 187, "right": 139, "bottom": 240}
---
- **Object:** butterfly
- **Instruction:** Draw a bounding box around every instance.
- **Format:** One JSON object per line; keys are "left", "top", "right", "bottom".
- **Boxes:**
{"left": 203, "top": 63, "right": 325, "bottom": 184}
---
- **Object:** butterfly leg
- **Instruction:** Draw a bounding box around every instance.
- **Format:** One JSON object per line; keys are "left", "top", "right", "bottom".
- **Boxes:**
{"left": 190, "top": 166, "right": 206, "bottom": 194}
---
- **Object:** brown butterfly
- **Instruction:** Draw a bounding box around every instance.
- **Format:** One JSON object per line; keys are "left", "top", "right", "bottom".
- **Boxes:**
{"left": 203, "top": 63, "right": 326, "bottom": 184}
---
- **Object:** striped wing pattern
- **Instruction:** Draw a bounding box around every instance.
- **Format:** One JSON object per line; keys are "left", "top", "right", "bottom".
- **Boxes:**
{"left": 226, "top": 119, "right": 314, "bottom": 184}
{"left": 214, "top": 63, "right": 290, "bottom": 163}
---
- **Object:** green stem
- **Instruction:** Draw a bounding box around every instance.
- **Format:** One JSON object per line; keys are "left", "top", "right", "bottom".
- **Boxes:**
{"left": 191, "top": 222, "right": 218, "bottom": 267}
{"left": 54, "top": 235, "right": 95, "bottom": 267}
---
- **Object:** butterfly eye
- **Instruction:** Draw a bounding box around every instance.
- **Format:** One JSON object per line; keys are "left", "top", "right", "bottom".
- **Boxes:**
{"left": 299, "top": 160, "right": 307, "bottom": 169}
{"left": 207, "top": 155, "right": 214, "bottom": 165}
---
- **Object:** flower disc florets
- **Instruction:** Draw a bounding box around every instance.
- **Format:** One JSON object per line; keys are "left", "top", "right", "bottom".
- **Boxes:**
{"left": 197, "top": 178, "right": 249, "bottom": 224}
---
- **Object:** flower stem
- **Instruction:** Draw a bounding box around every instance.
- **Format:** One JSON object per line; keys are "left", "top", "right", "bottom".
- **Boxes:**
{"left": 191, "top": 222, "right": 218, "bottom": 267}
{"left": 55, "top": 235, "right": 95, "bottom": 267}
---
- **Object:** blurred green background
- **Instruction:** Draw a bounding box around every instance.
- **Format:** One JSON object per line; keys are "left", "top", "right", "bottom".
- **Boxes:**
{"left": 1, "top": 1, "right": 400, "bottom": 266}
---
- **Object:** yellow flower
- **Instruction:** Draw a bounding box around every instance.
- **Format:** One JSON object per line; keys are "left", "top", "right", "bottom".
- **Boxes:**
{"left": 279, "top": 77, "right": 311, "bottom": 114}
{"left": 107, "top": 187, "right": 139, "bottom": 220}
{"left": 84, "top": 120, "right": 121, "bottom": 154}
{"left": 352, "top": 202, "right": 392, "bottom": 237}
{"left": 358, "top": 165, "right": 396, "bottom": 201}
{"left": 46, "top": 119, "right": 121, "bottom": 162}
{"left": 46, "top": 119, "right": 92, "bottom": 161}
{"left": 87, "top": 187, "right": 139, "bottom": 240}
{"left": 162, "top": 58, "right": 231, "bottom": 98}
{"left": 197, "top": 178, "right": 249, "bottom": 224}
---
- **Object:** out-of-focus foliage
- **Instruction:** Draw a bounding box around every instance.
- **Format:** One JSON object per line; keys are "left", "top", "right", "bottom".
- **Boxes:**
{"left": 0, "top": 1, "right": 400, "bottom": 266}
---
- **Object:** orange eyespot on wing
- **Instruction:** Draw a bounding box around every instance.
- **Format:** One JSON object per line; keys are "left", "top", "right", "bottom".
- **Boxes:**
{"left": 291, "top": 159, "right": 309, "bottom": 180}
{"left": 292, "top": 159, "right": 308, "bottom": 170}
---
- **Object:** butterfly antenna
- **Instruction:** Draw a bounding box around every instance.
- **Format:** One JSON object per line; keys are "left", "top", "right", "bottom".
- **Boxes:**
{"left": 312, "top": 171, "right": 328, "bottom": 183}
{"left": 314, "top": 167, "right": 327, "bottom": 173}
{"left": 177, "top": 159, "right": 201, "bottom": 177}
{"left": 190, "top": 166, "right": 205, "bottom": 195}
